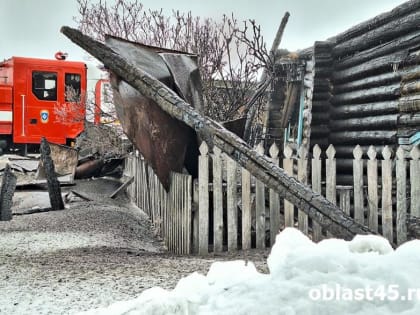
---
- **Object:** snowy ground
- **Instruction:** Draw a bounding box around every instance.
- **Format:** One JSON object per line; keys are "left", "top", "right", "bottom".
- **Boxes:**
{"left": 0, "top": 178, "right": 268, "bottom": 315}
{"left": 80, "top": 228, "right": 420, "bottom": 315}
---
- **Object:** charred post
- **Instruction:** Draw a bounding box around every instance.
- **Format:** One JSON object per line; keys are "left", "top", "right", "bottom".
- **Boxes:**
{"left": 0, "top": 164, "right": 17, "bottom": 221}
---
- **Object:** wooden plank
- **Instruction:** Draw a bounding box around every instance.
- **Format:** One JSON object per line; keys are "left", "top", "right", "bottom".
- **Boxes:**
{"left": 353, "top": 145, "right": 364, "bottom": 224}
{"left": 297, "top": 146, "right": 308, "bottom": 235}
{"left": 227, "top": 154, "right": 238, "bottom": 251}
{"left": 326, "top": 145, "right": 337, "bottom": 205}
{"left": 198, "top": 142, "right": 209, "bottom": 255}
{"left": 255, "top": 143, "right": 266, "bottom": 249}
{"left": 192, "top": 179, "right": 199, "bottom": 254}
{"left": 381, "top": 146, "right": 393, "bottom": 243}
{"left": 410, "top": 147, "right": 420, "bottom": 217}
{"left": 367, "top": 146, "right": 378, "bottom": 232}
{"left": 212, "top": 147, "right": 223, "bottom": 252}
{"left": 242, "top": 168, "right": 252, "bottom": 250}
{"left": 338, "top": 187, "right": 352, "bottom": 216}
{"left": 311, "top": 145, "right": 322, "bottom": 241}
{"left": 396, "top": 147, "right": 407, "bottom": 245}
{"left": 283, "top": 145, "right": 294, "bottom": 228}
{"left": 269, "top": 143, "right": 281, "bottom": 246}
{"left": 110, "top": 176, "right": 135, "bottom": 199}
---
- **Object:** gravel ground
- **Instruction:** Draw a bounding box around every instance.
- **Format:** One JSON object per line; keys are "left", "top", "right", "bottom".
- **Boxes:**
{"left": 0, "top": 178, "right": 269, "bottom": 315}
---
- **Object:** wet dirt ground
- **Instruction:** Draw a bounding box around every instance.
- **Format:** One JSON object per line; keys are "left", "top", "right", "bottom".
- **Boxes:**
{"left": 0, "top": 178, "right": 269, "bottom": 315}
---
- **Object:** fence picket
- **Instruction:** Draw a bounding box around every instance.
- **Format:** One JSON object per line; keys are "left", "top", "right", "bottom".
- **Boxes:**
{"left": 255, "top": 143, "right": 266, "bottom": 249}
{"left": 367, "top": 146, "right": 378, "bottom": 232}
{"left": 269, "top": 143, "right": 281, "bottom": 246}
{"left": 396, "top": 147, "right": 407, "bottom": 245}
{"left": 410, "top": 147, "right": 420, "bottom": 217}
{"left": 326, "top": 145, "right": 336, "bottom": 205}
{"left": 227, "top": 154, "right": 238, "bottom": 251}
{"left": 353, "top": 145, "right": 364, "bottom": 224}
{"left": 212, "top": 147, "right": 223, "bottom": 252}
{"left": 198, "top": 142, "right": 209, "bottom": 255}
{"left": 298, "top": 146, "right": 308, "bottom": 235}
{"left": 242, "top": 168, "right": 252, "bottom": 250}
{"left": 311, "top": 145, "right": 322, "bottom": 241}
{"left": 381, "top": 146, "right": 393, "bottom": 243}
{"left": 283, "top": 145, "right": 294, "bottom": 228}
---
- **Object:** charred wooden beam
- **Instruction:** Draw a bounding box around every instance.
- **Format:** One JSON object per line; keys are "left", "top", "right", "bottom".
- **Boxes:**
{"left": 329, "top": 131, "right": 397, "bottom": 145}
{"left": 334, "top": 145, "right": 385, "bottom": 158}
{"left": 333, "top": 72, "right": 401, "bottom": 94}
{"left": 333, "top": 10, "right": 420, "bottom": 58}
{"left": 401, "top": 80, "right": 420, "bottom": 95}
{"left": 399, "top": 95, "right": 420, "bottom": 112}
{"left": 0, "top": 164, "right": 17, "bottom": 221}
{"left": 334, "top": 29, "right": 420, "bottom": 70}
{"left": 333, "top": 0, "right": 420, "bottom": 44}
{"left": 398, "top": 113, "right": 420, "bottom": 126}
{"left": 331, "top": 101, "right": 399, "bottom": 119}
{"left": 311, "top": 125, "right": 330, "bottom": 136}
{"left": 40, "top": 138, "right": 65, "bottom": 210}
{"left": 329, "top": 114, "right": 398, "bottom": 131}
{"left": 331, "top": 83, "right": 400, "bottom": 105}
{"left": 61, "top": 26, "right": 375, "bottom": 239}
{"left": 333, "top": 50, "right": 408, "bottom": 83}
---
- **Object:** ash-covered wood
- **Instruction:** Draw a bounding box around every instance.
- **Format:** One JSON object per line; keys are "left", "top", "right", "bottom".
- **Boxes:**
{"left": 40, "top": 138, "right": 64, "bottom": 210}
{"left": 0, "top": 164, "right": 17, "bottom": 221}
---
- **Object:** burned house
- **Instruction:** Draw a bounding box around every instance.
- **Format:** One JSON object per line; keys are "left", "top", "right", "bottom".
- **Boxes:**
{"left": 265, "top": 0, "right": 419, "bottom": 182}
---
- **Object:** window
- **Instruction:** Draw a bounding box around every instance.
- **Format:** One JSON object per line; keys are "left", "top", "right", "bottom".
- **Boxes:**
{"left": 65, "top": 73, "right": 81, "bottom": 102}
{"left": 32, "top": 71, "right": 57, "bottom": 101}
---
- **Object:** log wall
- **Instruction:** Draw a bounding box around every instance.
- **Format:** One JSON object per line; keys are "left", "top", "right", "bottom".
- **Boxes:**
{"left": 308, "top": 0, "right": 420, "bottom": 180}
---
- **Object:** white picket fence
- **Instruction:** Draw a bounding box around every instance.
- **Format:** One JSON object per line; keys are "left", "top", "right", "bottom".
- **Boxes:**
{"left": 125, "top": 144, "right": 420, "bottom": 255}
{"left": 195, "top": 142, "right": 420, "bottom": 254}
{"left": 125, "top": 152, "right": 192, "bottom": 254}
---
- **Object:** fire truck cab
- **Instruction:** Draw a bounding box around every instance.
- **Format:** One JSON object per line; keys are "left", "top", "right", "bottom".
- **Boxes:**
{"left": 0, "top": 56, "right": 87, "bottom": 152}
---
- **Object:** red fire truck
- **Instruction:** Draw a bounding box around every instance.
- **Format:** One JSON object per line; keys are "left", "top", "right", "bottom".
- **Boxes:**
{"left": 0, "top": 53, "right": 87, "bottom": 154}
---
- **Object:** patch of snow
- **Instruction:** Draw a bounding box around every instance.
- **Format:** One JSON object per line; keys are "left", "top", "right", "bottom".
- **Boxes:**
{"left": 78, "top": 228, "right": 420, "bottom": 315}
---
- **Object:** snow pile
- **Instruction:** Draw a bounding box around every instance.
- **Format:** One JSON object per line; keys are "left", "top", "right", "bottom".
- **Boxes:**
{"left": 78, "top": 228, "right": 420, "bottom": 315}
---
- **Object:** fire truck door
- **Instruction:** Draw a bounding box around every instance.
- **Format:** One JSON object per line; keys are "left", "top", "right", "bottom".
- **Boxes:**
{"left": 24, "top": 70, "right": 61, "bottom": 143}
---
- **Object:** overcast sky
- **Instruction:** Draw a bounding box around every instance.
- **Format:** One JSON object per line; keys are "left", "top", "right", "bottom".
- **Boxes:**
{"left": 0, "top": 0, "right": 408, "bottom": 62}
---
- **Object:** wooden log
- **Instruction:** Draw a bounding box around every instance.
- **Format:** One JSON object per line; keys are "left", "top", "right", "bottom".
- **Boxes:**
{"left": 333, "top": 72, "right": 401, "bottom": 94}
{"left": 311, "top": 125, "right": 330, "bottom": 136}
{"left": 401, "top": 80, "right": 420, "bottom": 95}
{"left": 334, "top": 29, "right": 420, "bottom": 69}
{"left": 329, "top": 114, "right": 398, "bottom": 131}
{"left": 312, "top": 92, "right": 332, "bottom": 101}
{"left": 61, "top": 26, "right": 376, "bottom": 239}
{"left": 333, "top": 0, "right": 420, "bottom": 44}
{"left": 312, "top": 101, "right": 331, "bottom": 111}
{"left": 311, "top": 112, "right": 330, "bottom": 124}
{"left": 333, "top": 51, "right": 408, "bottom": 83}
{"left": 398, "top": 113, "right": 420, "bottom": 126}
{"left": 255, "top": 143, "right": 266, "bottom": 249}
{"left": 399, "top": 95, "right": 420, "bottom": 112}
{"left": 333, "top": 10, "right": 420, "bottom": 57}
{"left": 331, "top": 101, "right": 398, "bottom": 119}
{"left": 332, "top": 83, "right": 400, "bottom": 105}
{"left": 334, "top": 146, "right": 393, "bottom": 160}
{"left": 0, "top": 164, "right": 17, "bottom": 221}
{"left": 40, "top": 138, "right": 64, "bottom": 210}
{"left": 329, "top": 131, "right": 397, "bottom": 145}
